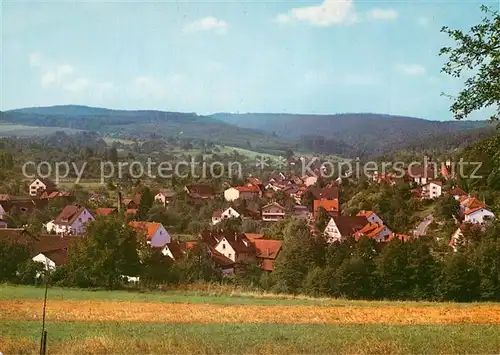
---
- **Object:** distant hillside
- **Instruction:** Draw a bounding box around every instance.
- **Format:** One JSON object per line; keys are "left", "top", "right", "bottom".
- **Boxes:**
{"left": 1, "top": 105, "right": 292, "bottom": 153}
{"left": 211, "top": 113, "right": 491, "bottom": 157}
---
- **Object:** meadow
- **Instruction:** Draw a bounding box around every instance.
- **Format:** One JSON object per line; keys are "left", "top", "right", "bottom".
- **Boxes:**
{"left": 0, "top": 123, "right": 80, "bottom": 136}
{"left": 1, "top": 284, "right": 500, "bottom": 354}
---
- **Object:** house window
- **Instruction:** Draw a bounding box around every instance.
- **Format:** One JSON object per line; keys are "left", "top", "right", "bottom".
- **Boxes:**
{"left": 20, "top": 207, "right": 28, "bottom": 212}
{"left": 79, "top": 218, "right": 82, "bottom": 223}
{"left": 222, "top": 244, "right": 226, "bottom": 249}
{"left": 228, "top": 253, "right": 232, "bottom": 259}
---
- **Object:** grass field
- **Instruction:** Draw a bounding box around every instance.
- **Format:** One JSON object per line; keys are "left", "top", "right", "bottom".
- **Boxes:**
{"left": 1, "top": 285, "right": 500, "bottom": 354}
{"left": 0, "top": 123, "right": 80, "bottom": 136}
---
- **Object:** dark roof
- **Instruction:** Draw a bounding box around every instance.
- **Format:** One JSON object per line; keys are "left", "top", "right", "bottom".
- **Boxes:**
{"left": 33, "top": 234, "right": 79, "bottom": 254}
{"left": 33, "top": 178, "right": 57, "bottom": 190}
{"left": 221, "top": 233, "right": 255, "bottom": 254}
{"left": 0, "top": 228, "right": 38, "bottom": 246}
{"left": 199, "top": 231, "right": 223, "bottom": 247}
{"left": 262, "top": 202, "right": 285, "bottom": 210}
{"left": 331, "top": 216, "right": 369, "bottom": 236}
{"left": 158, "top": 189, "right": 175, "bottom": 197}
{"left": 185, "top": 184, "right": 215, "bottom": 198}
{"left": 308, "top": 186, "right": 339, "bottom": 200}
{"left": 209, "top": 246, "right": 235, "bottom": 267}
{"left": 53, "top": 205, "right": 88, "bottom": 226}
{"left": 407, "top": 166, "right": 437, "bottom": 179}
{"left": 95, "top": 207, "right": 117, "bottom": 216}
{"left": 164, "top": 240, "right": 185, "bottom": 260}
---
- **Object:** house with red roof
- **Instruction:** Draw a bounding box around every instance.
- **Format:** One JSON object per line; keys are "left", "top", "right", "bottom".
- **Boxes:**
{"left": 129, "top": 221, "right": 171, "bottom": 247}
{"left": 354, "top": 222, "right": 392, "bottom": 242}
{"left": 253, "top": 239, "right": 282, "bottom": 271}
{"left": 45, "top": 205, "right": 95, "bottom": 235}
{"left": 356, "top": 210, "right": 383, "bottom": 225}
{"left": 224, "top": 183, "right": 261, "bottom": 202}
{"left": 313, "top": 200, "right": 339, "bottom": 218}
{"left": 450, "top": 186, "right": 468, "bottom": 200}
{"left": 463, "top": 207, "right": 495, "bottom": 225}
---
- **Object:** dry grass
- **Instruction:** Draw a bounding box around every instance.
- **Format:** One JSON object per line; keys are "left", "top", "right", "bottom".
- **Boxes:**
{"left": 2, "top": 299, "right": 500, "bottom": 325}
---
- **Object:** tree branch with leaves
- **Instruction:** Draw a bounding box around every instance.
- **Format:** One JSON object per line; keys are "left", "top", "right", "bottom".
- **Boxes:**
{"left": 440, "top": 5, "right": 500, "bottom": 121}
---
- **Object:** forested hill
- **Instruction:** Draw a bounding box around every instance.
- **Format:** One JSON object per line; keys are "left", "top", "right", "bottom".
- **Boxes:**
{"left": 211, "top": 112, "right": 492, "bottom": 156}
{"left": 2, "top": 106, "right": 495, "bottom": 158}
{"left": 1, "top": 105, "right": 291, "bottom": 152}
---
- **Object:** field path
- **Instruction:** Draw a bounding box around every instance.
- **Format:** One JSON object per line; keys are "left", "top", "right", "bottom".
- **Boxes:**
{"left": 2, "top": 300, "right": 500, "bottom": 325}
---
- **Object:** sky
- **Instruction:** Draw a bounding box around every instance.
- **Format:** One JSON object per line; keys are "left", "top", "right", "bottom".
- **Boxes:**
{"left": 1, "top": 0, "right": 499, "bottom": 120}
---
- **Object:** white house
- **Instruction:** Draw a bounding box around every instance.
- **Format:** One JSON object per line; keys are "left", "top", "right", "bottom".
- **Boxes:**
{"left": 224, "top": 185, "right": 261, "bottom": 202}
{"left": 356, "top": 210, "right": 383, "bottom": 225}
{"left": 464, "top": 207, "right": 495, "bottom": 225}
{"left": 422, "top": 181, "right": 443, "bottom": 199}
{"left": 46, "top": 205, "right": 95, "bottom": 235}
{"left": 29, "top": 178, "right": 57, "bottom": 196}
{"left": 129, "top": 221, "right": 171, "bottom": 247}
{"left": 323, "top": 216, "right": 369, "bottom": 243}
{"left": 212, "top": 207, "right": 241, "bottom": 225}
{"left": 261, "top": 202, "right": 286, "bottom": 222}
{"left": 0, "top": 203, "right": 5, "bottom": 218}
{"left": 32, "top": 253, "right": 57, "bottom": 270}
{"left": 154, "top": 189, "right": 175, "bottom": 207}
{"left": 0, "top": 218, "right": 7, "bottom": 229}
{"left": 214, "top": 234, "right": 254, "bottom": 263}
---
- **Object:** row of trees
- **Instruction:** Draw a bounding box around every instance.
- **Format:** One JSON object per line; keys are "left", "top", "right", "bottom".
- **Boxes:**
{"left": 2, "top": 215, "right": 499, "bottom": 302}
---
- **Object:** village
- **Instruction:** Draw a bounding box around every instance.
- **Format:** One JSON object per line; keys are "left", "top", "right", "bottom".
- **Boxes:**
{"left": 0, "top": 157, "right": 496, "bottom": 280}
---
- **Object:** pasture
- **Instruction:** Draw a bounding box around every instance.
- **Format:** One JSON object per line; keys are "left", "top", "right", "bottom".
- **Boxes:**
{"left": 1, "top": 284, "right": 499, "bottom": 354}
{"left": 0, "top": 123, "right": 80, "bottom": 136}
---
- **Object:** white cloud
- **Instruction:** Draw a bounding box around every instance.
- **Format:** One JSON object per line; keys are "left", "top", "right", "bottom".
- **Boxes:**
{"left": 397, "top": 64, "right": 427, "bottom": 76}
{"left": 28, "top": 53, "right": 113, "bottom": 94}
{"left": 368, "top": 8, "right": 399, "bottom": 21}
{"left": 276, "top": 0, "right": 358, "bottom": 27}
{"left": 183, "top": 16, "right": 228, "bottom": 35}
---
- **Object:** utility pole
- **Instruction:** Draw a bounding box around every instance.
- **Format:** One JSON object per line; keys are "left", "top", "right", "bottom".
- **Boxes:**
{"left": 39, "top": 257, "right": 50, "bottom": 355}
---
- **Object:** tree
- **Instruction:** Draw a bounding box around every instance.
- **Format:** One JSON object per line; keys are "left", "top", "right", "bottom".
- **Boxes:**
{"left": 138, "top": 187, "right": 154, "bottom": 220}
{"left": 63, "top": 217, "right": 142, "bottom": 289}
{"left": 436, "top": 195, "right": 460, "bottom": 221}
{"left": 315, "top": 207, "right": 330, "bottom": 234}
{"left": 439, "top": 252, "right": 480, "bottom": 302}
{"left": 440, "top": 5, "right": 500, "bottom": 121}
{"left": 272, "top": 222, "right": 320, "bottom": 293}
{"left": 177, "top": 244, "right": 221, "bottom": 283}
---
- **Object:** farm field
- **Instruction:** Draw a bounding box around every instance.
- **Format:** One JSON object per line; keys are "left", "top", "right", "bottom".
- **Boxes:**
{"left": 0, "top": 123, "right": 80, "bottom": 136}
{"left": 1, "top": 285, "right": 500, "bottom": 354}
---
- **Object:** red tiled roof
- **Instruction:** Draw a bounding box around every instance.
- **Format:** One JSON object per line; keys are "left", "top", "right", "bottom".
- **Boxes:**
{"left": 464, "top": 206, "right": 487, "bottom": 216}
{"left": 450, "top": 186, "right": 467, "bottom": 196}
{"left": 212, "top": 210, "right": 222, "bottom": 218}
{"left": 129, "top": 221, "right": 162, "bottom": 240}
{"left": 314, "top": 200, "right": 339, "bottom": 215}
{"left": 235, "top": 185, "right": 260, "bottom": 193}
{"left": 356, "top": 210, "right": 374, "bottom": 217}
{"left": 308, "top": 187, "right": 339, "bottom": 200}
{"left": 253, "top": 239, "right": 282, "bottom": 259}
{"left": 261, "top": 259, "right": 276, "bottom": 271}
{"left": 244, "top": 233, "right": 265, "bottom": 240}
{"left": 53, "top": 205, "right": 88, "bottom": 226}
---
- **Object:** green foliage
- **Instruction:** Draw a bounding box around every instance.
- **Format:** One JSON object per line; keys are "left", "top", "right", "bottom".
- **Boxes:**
{"left": 0, "top": 241, "right": 31, "bottom": 283}
{"left": 176, "top": 244, "right": 222, "bottom": 283}
{"left": 62, "top": 217, "right": 142, "bottom": 289}
{"left": 440, "top": 5, "right": 500, "bottom": 121}
{"left": 138, "top": 187, "right": 155, "bottom": 220}
{"left": 439, "top": 252, "right": 480, "bottom": 302}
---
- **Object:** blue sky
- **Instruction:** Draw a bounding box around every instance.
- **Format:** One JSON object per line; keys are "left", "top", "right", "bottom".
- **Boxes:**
{"left": 1, "top": 0, "right": 498, "bottom": 120}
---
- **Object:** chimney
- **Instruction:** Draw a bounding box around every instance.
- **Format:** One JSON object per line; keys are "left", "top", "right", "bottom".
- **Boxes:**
{"left": 117, "top": 191, "right": 122, "bottom": 213}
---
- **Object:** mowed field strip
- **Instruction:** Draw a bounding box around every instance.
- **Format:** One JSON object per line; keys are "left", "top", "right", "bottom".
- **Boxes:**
{"left": 3, "top": 299, "right": 500, "bottom": 325}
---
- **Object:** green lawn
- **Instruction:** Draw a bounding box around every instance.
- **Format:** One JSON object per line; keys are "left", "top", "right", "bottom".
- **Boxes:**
{"left": 0, "top": 284, "right": 496, "bottom": 308}
{"left": 2, "top": 321, "right": 500, "bottom": 354}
